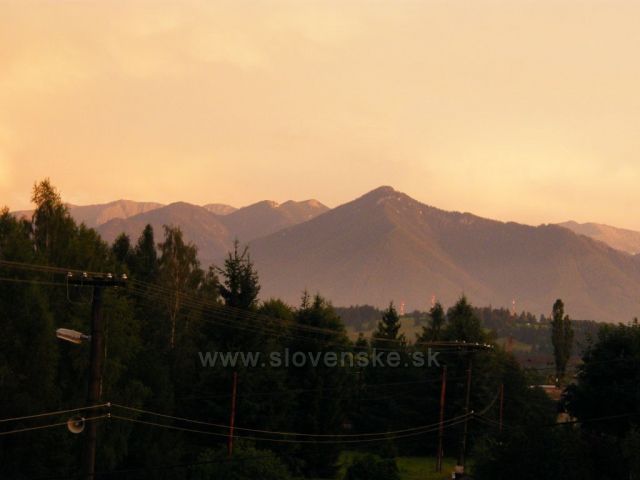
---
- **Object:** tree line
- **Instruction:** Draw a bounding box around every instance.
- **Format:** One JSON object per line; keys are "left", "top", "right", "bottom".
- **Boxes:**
{"left": 0, "top": 180, "right": 638, "bottom": 480}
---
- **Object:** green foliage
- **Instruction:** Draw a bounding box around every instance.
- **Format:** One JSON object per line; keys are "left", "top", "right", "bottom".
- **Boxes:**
{"left": 473, "top": 426, "right": 593, "bottom": 480}
{"left": 285, "top": 294, "right": 351, "bottom": 478}
{"left": 565, "top": 322, "right": 640, "bottom": 438}
{"left": 111, "top": 233, "right": 132, "bottom": 267}
{"left": 419, "top": 302, "right": 445, "bottom": 342}
{"left": 343, "top": 453, "right": 400, "bottom": 480}
{"left": 442, "top": 296, "right": 486, "bottom": 343}
{"left": 217, "top": 239, "right": 260, "bottom": 310}
{"left": 622, "top": 428, "right": 640, "bottom": 479}
{"left": 158, "top": 225, "right": 202, "bottom": 348}
{"left": 131, "top": 224, "right": 158, "bottom": 282}
{"left": 190, "top": 443, "right": 292, "bottom": 480}
{"left": 373, "top": 301, "right": 405, "bottom": 348}
{"left": 4, "top": 180, "right": 634, "bottom": 480}
{"left": 334, "top": 305, "right": 383, "bottom": 331}
{"left": 551, "top": 299, "right": 573, "bottom": 382}
{"left": 30, "top": 179, "right": 75, "bottom": 262}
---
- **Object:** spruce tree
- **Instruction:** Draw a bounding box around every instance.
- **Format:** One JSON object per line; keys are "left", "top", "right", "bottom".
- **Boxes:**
{"left": 373, "top": 301, "right": 405, "bottom": 349}
{"left": 217, "top": 239, "right": 260, "bottom": 310}
{"left": 131, "top": 224, "right": 158, "bottom": 282}
{"left": 419, "top": 301, "right": 445, "bottom": 342}
{"left": 551, "top": 299, "right": 573, "bottom": 383}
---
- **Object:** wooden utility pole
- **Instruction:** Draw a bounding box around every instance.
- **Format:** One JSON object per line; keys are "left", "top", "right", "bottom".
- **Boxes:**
{"left": 499, "top": 383, "right": 505, "bottom": 433}
{"left": 228, "top": 371, "right": 238, "bottom": 457}
{"left": 436, "top": 366, "right": 448, "bottom": 472}
{"left": 69, "top": 274, "right": 125, "bottom": 480}
{"left": 457, "top": 358, "right": 473, "bottom": 471}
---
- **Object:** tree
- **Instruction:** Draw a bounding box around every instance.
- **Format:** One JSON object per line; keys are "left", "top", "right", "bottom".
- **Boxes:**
{"left": 131, "top": 224, "right": 158, "bottom": 282}
{"left": 372, "top": 301, "right": 405, "bottom": 348}
{"left": 565, "top": 322, "right": 640, "bottom": 439}
{"left": 30, "top": 179, "right": 79, "bottom": 265}
{"left": 191, "top": 443, "right": 292, "bottom": 480}
{"left": 419, "top": 301, "right": 445, "bottom": 342}
{"left": 158, "top": 225, "right": 202, "bottom": 348}
{"left": 442, "top": 296, "right": 486, "bottom": 343}
{"left": 286, "top": 294, "right": 351, "bottom": 478}
{"left": 217, "top": 240, "right": 260, "bottom": 310}
{"left": 473, "top": 426, "right": 593, "bottom": 480}
{"left": 111, "top": 233, "right": 132, "bottom": 267}
{"left": 550, "top": 299, "right": 573, "bottom": 382}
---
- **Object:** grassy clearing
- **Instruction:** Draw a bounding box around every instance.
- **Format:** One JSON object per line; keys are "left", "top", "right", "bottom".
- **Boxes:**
{"left": 397, "top": 456, "right": 458, "bottom": 480}
{"left": 337, "top": 452, "right": 459, "bottom": 480}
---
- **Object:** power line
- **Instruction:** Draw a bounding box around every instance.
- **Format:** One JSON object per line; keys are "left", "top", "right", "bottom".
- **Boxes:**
{"left": 0, "top": 260, "right": 493, "bottom": 352}
{"left": 475, "top": 410, "right": 640, "bottom": 431}
{"left": 108, "top": 413, "right": 471, "bottom": 444}
{"left": 0, "top": 415, "right": 108, "bottom": 436}
{"left": 0, "top": 276, "right": 68, "bottom": 287}
{"left": 177, "top": 376, "right": 470, "bottom": 401}
{"left": 110, "top": 403, "right": 470, "bottom": 439}
{"left": 0, "top": 403, "right": 109, "bottom": 424}
{"left": 127, "top": 281, "right": 489, "bottom": 352}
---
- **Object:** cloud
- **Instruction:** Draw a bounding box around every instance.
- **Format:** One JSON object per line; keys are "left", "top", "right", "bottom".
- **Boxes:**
{"left": 0, "top": 1, "right": 639, "bottom": 229}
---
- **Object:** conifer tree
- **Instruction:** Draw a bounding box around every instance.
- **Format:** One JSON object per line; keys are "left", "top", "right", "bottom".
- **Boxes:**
{"left": 373, "top": 301, "right": 405, "bottom": 348}
{"left": 217, "top": 239, "right": 260, "bottom": 310}
{"left": 551, "top": 299, "right": 573, "bottom": 382}
{"left": 419, "top": 301, "right": 445, "bottom": 342}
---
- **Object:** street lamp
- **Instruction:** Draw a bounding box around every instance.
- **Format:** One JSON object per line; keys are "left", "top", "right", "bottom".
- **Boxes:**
{"left": 56, "top": 328, "right": 90, "bottom": 345}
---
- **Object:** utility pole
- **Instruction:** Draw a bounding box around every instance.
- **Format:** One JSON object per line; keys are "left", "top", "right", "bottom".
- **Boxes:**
{"left": 228, "top": 371, "right": 238, "bottom": 457}
{"left": 456, "top": 358, "right": 473, "bottom": 475}
{"left": 499, "top": 383, "right": 504, "bottom": 433}
{"left": 69, "top": 274, "right": 126, "bottom": 480}
{"left": 436, "top": 365, "right": 448, "bottom": 472}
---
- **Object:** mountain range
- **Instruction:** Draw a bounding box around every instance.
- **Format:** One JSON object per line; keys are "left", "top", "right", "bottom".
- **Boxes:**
{"left": 11, "top": 188, "right": 640, "bottom": 322}
{"left": 248, "top": 187, "right": 640, "bottom": 323}
{"left": 558, "top": 221, "right": 640, "bottom": 255}
{"left": 96, "top": 199, "right": 329, "bottom": 261}
{"left": 13, "top": 199, "right": 165, "bottom": 228}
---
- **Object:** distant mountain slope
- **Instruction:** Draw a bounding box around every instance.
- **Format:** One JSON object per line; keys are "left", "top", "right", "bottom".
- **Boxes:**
{"left": 96, "top": 198, "right": 328, "bottom": 264}
{"left": 203, "top": 203, "right": 237, "bottom": 215}
{"left": 219, "top": 199, "right": 329, "bottom": 243}
{"left": 250, "top": 187, "right": 640, "bottom": 323}
{"left": 12, "top": 199, "right": 163, "bottom": 228}
{"left": 558, "top": 221, "right": 640, "bottom": 255}
{"left": 71, "top": 200, "right": 164, "bottom": 228}
{"left": 98, "top": 202, "right": 233, "bottom": 261}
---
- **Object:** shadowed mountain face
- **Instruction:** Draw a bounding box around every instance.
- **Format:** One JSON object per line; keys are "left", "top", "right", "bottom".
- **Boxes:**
{"left": 97, "top": 198, "right": 328, "bottom": 263}
{"left": 249, "top": 187, "right": 640, "bottom": 323}
{"left": 98, "top": 202, "right": 234, "bottom": 261}
{"left": 219, "top": 200, "right": 329, "bottom": 243}
{"left": 558, "top": 221, "right": 640, "bottom": 255}
{"left": 28, "top": 188, "right": 640, "bottom": 322}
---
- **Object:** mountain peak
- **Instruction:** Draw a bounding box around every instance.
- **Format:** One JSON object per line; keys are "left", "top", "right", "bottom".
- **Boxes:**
{"left": 243, "top": 200, "right": 279, "bottom": 209}
{"left": 367, "top": 185, "right": 396, "bottom": 196}
{"left": 202, "top": 203, "right": 237, "bottom": 215}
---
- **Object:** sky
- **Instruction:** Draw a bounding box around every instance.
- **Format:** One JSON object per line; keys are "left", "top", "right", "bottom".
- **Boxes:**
{"left": 1, "top": 0, "right": 639, "bottom": 229}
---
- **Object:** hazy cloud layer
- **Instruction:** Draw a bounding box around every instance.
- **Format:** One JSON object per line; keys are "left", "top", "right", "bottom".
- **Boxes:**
{"left": 1, "top": 1, "right": 639, "bottom": 228}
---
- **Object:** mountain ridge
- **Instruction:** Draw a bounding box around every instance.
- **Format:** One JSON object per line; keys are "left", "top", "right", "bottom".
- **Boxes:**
{"left": 248, "top": 187, "right": 640, "bottom": 323}
{"left": 558, "top": 220, "right": 640, "bottom": 255}
{"left": 10, "top": 188, "right": 640, "bottom": 322}
{"left": 96, "top": 197, "right": 329, "bottom": 261}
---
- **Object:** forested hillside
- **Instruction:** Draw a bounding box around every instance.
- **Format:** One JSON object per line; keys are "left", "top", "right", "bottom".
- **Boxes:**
{"left": 1, "top": 181, "right": 639, "bottom": 479}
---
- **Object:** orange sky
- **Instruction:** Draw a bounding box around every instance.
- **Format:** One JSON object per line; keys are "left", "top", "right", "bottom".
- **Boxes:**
{"left": 1, "top": 1, "right": 639, "bottom": 228}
